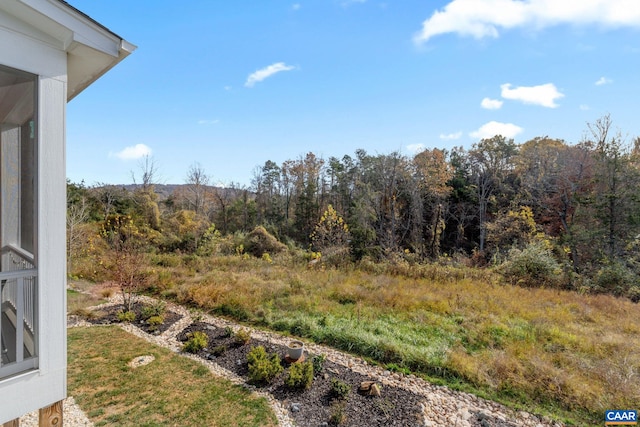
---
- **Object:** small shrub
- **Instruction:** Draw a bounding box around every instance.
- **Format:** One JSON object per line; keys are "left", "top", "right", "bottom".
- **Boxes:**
{"left": 183, "top": 331, "right": 208, "bottom": 353}
{"left": 247, "top": 346, "right": 283, "bottom": 385}
{"left": 244, "top": 226, "right": 286, "bottom": 258}
{"left": 499, "top": 242, "right": 563, "bottom": 288}
{"left": 222, "top": 326, "right": 234, "bottom": 338}
{"left": 211, "top": 345, "right": 227, "bottom": 356}
{"left": 141, "top": 300, "right": 166, "bottom": 320}
{"left": 116, "top": 310, "right": 136, "bottom": 323}
{"left": 312, "top": 354, "right": 326, "bottom": 376}
{"left": 147, "top": 315, "right": 165, "bottom": 331}
{"left": 329, "top": 378, "right": 351, "bottom": 401}
{"left": 234, "top": 328, "right": 251, "bottom": 345}
{"left": 284, "top": 361, "right": 314, "bottom": 390}
{"left": 595, "top": 262, "right": 638, "bottom": 296}
{"left": 329, "top": 401, "right": 347, "bottom": 425}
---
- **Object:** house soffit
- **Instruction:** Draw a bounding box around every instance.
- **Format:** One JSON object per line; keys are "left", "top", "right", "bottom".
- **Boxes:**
{"left": 0, "top": 0, "right": 135, "bottom": 100}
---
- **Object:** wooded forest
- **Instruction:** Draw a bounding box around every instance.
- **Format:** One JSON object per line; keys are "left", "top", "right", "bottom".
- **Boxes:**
{"left": 67, "top": 115, "right": 640, "bottom": 301}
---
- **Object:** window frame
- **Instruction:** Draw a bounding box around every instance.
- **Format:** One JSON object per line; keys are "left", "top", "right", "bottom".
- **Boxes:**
{"left": 0, "top": 63, "right": 39, "bottom": 381}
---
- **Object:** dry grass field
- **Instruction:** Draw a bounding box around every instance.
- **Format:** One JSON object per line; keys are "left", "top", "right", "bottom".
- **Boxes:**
{"left": 74, "top": 252, "right": 640, "bottom": 425}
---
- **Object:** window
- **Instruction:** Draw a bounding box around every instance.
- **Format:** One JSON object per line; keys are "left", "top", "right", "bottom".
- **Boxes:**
{"left": 0, "top": 64, "right": 38, "bottom": 379}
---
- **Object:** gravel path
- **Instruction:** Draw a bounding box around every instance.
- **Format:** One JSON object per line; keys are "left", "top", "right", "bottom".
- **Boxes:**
{"left": 52, "top": 295, "right": 565, "bottom": 427}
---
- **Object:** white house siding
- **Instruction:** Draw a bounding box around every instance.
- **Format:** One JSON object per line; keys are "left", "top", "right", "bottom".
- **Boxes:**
{"left": 0, "top": 9, "right": 67, "bottom": 425}
{"left": 0, "top": 72, "right": 67, "bottom": 426}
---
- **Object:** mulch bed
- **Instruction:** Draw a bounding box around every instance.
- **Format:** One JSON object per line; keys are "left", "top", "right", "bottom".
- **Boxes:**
{"left": 86, "top": 301, "right": 182, "bottom": 335}
{"left": 177, "top": 322, "right": 425, "bottom": 427}
{"left": 81, "top": 309, "right": 522, "bottom": 427}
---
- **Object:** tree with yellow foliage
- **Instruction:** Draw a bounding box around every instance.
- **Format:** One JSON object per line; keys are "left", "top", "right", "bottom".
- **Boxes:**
{"left": 310, "top": 204, "right": 350, "bottom": 252}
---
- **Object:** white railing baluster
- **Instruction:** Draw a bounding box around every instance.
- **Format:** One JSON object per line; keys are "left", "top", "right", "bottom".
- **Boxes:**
{"left": 15, "top": 277, "right": 23, "bottom": 363}
{"left": 0, "top": 245, "right": 37, "bottom": 379}
{"left": 7, "top": 280, "right": 16, "bottom": 310}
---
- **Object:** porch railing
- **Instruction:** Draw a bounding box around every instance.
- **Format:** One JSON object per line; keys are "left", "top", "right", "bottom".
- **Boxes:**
{"left": 0, "top": 245, "right": 38, "bottom": 380}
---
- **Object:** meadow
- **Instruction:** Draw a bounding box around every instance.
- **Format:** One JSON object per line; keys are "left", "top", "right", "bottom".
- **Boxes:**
{"left": 75, "top": 251, "right": 640, "bottom": 426}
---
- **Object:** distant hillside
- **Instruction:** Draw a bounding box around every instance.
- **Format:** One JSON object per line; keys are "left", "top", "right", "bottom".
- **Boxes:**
{"left": 119, "top": 184, "right": 245, "bottom": 201}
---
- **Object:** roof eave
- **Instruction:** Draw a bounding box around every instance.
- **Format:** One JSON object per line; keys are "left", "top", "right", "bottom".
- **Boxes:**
{"left": 9, "top": 0, "right": 136, "bottom": 100}
{"left": 53, "top": 0, "right": 136, "bottom": 100}
{"left": 66, "top": 38, "right": 135, "bottom": 101}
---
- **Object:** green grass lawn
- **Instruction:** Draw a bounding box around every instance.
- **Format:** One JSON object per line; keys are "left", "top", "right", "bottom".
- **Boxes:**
{"left": 68, "top": 326, "right": 277, "bottom": 427}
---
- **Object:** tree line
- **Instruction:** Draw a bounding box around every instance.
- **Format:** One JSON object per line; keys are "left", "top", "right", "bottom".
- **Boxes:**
{"left": 68, "top": 115, "right": 640, "bottom": 300}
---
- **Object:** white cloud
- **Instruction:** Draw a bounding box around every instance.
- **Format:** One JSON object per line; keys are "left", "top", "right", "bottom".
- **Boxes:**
{"left": 439, "top": 131, "right": 463, "bottom": 140}
{"left": 500, "top": 83, "right": 564, "bottom": 108}
{"left": 579, "top": 104, "right": 590, "bottom": 110}
{"left": 414, "top": 0, "right": 640, "bottom": 44}
{"left": 407, "top": 143, "right": 425, "bottom": 154}
{"left": 481, "top": 97, "right": 503, "bottom": 110}
{"left": 292, "top": 3, "right": 301, "bottom": 10}
{"left": 470, "top": 121, "right": 523, "bottom": 139}
{"left": 245, "top": 62, "right": 296, "bottom": 88}
{"left": 112, "top": 144, "right": 152, "bottom": 161}
{"left": 198, "top": 119, "right": 220, "bottom": 125}
{"left": 595, "top": 76, "right": 613, "bottom": 85}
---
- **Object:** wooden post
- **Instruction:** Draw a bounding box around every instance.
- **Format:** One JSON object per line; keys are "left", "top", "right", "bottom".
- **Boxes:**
{"left": 38, "top": 401, "right": 63, "bottom": 427}
{"left": 2, "top": 419, "right": 20, "bottom": 427}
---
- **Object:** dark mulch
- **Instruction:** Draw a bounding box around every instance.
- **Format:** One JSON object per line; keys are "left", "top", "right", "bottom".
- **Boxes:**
{"left": 177, "top": 322, "right": 425, "bottom": 427}
{"left": 85, "top": 301, "right": 182, "bottom": 335}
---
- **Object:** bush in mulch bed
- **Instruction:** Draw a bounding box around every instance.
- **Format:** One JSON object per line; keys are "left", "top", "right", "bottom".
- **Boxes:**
{"left": 84, "top": 300, "right": 182, "bottom": 335}
{"left": 177, "top": 322, "right": 425, "bottom": 427}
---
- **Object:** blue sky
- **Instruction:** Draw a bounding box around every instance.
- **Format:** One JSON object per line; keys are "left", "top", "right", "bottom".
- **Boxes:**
{"left": 66, "top": 0, "right": 640, "bottom": 186}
